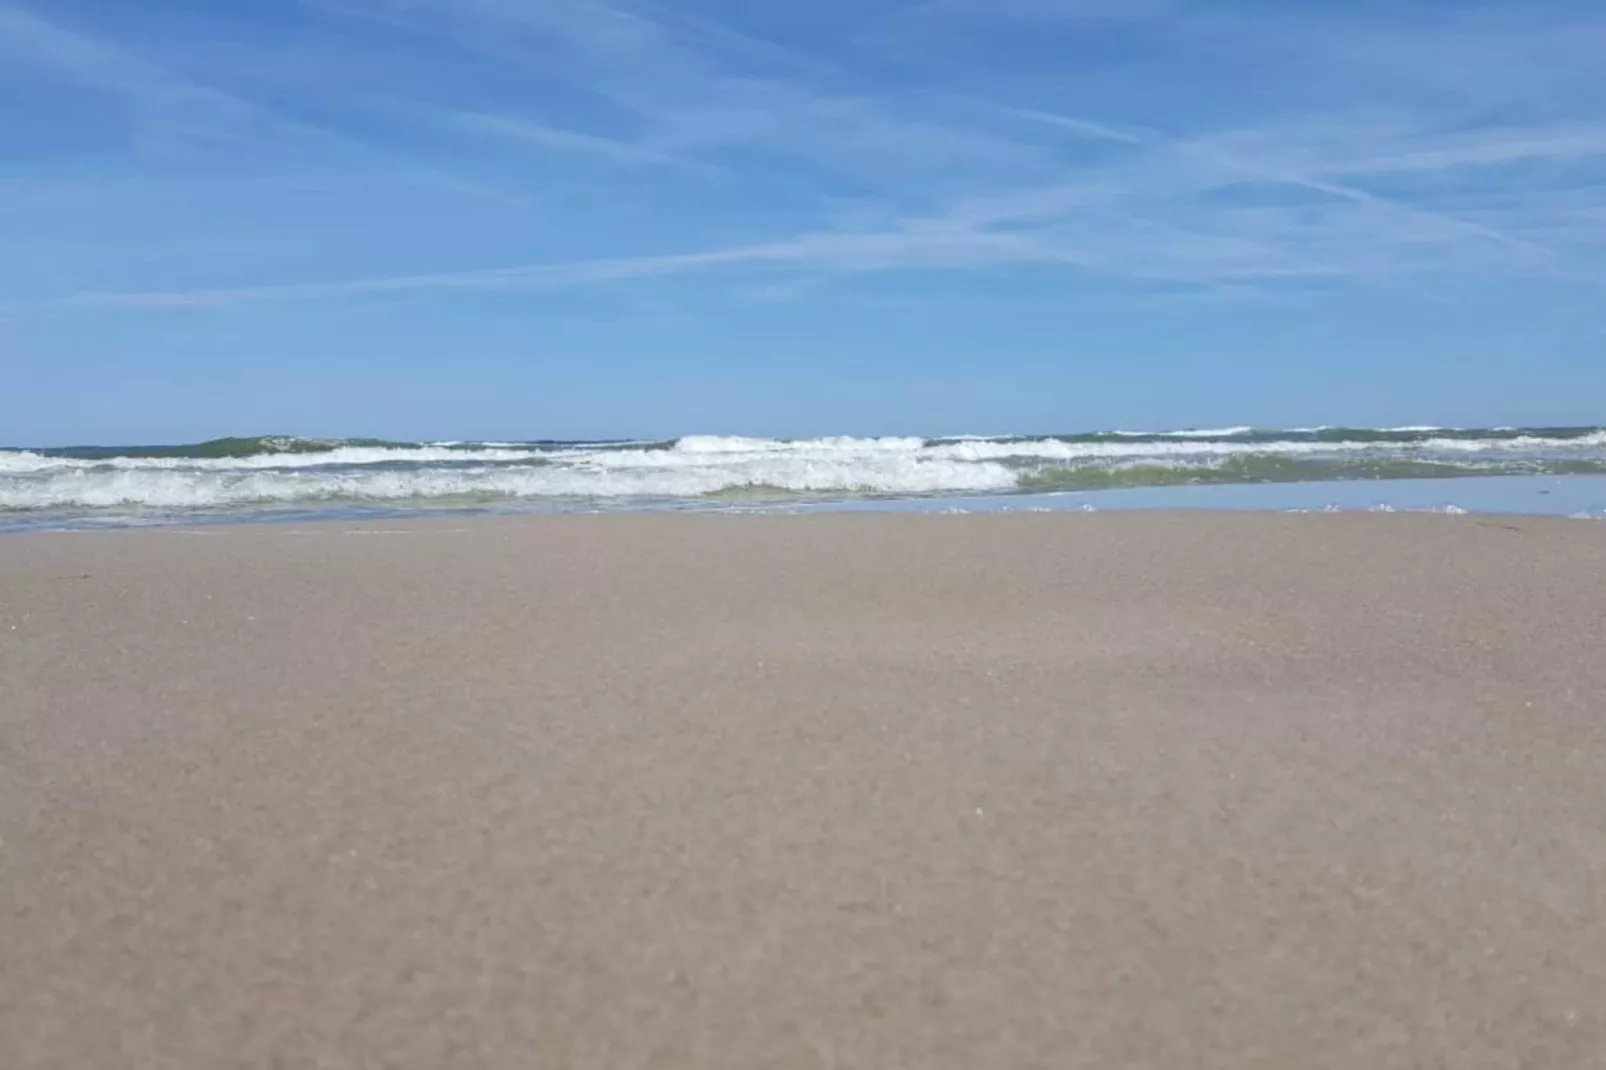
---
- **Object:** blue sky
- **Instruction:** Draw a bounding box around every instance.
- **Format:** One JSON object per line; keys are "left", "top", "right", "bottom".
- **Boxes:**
{"left": 2, "top": 0, "right": 1604, "bottom": 444}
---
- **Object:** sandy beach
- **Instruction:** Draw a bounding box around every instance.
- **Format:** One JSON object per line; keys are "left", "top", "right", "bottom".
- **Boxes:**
{"left": 3, "top": 512, "right": 1604, "bottom": 1068}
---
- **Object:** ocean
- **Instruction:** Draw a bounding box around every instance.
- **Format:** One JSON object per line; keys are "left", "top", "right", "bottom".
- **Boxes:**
{"left": 3, "top": 426, "right": 1606, "bottom": 530}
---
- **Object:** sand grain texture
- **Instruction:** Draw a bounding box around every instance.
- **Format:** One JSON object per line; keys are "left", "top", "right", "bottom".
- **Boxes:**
{"left": 3, "top": 514, "right": 1605, "bottom": 1068}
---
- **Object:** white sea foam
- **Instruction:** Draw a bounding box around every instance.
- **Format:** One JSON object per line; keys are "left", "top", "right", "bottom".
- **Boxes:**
{"left": 0, "top": 451, "right": 54, "bottom": 474}
{"left": 923, "top": 432, "right": 1605, "bottom": 462}
{"left": 672, "top": 434, "right": 928, "bottom": 454}
{"left": 4, "top": 428, "right": 1604, "bottom": 513}
{"left": 0, "top": 454, "right": 1017, "bottom": 510}
{"left": 6, "top": 430, "right": 1602, "bottom": 476}
{"left": 0, "top": 445, "right": 550, "bottom": 474}
{"left": 1112, "top": 426, "right": 1256, "bottom": 437}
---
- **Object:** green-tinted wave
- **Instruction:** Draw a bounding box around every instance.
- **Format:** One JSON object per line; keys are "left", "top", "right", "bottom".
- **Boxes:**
{"left": 22, "top": 426, "right": 1606, "bottom": 460}
{"left": 925, "top": 425, "right": 1606, "bottom": 449}
{"left": 41, "top": 435, "right": 416, "bottom": 460}
{"left": 1019, "top": 454, "right": 1606, "bottom": 491}
{"left": 32, "top": 435, "right": 650, "bottom": 459}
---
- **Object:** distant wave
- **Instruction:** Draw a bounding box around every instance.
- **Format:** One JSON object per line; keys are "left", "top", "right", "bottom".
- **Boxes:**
{"left": 3, "top": 427, "right": 1604, "bottom": 514}
{"left": 1111, "top": 426, "right": 1256, "bottom": 438}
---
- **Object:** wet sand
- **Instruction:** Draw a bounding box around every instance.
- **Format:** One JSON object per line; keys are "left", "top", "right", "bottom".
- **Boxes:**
{"left": 3, "top": 513, "right": 1605, "bottom": 1068}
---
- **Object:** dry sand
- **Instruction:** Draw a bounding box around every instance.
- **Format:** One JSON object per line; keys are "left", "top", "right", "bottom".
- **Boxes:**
{"left": 3, "top": 512, "right": 1605, "bottom": 1068}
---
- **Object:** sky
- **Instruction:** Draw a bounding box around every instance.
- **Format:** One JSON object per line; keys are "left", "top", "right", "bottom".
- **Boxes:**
{"left": 2, "top": 0, "right": 1604, "bottom": 445}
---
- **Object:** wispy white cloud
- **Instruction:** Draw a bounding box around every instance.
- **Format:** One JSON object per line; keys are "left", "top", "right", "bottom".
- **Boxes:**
{"left": 12, "top": 0, "right": 1606, "bottom": 312}
{"left": 44, "top": 116, "right": 1606, "bottom": 310}
{"left": 426, "top": 107, "right": 690, "bottom": 168}
{"left": 887, "top": 0, "right": 1184, "bottom": 24}
{"left": 0, "top": 5, "right": 263, "bottom": 141}
{"left": 0, "top": 3, "right": 522, "bottom": 202}
{"left": 1294, "top": 127, "right": 1606, "bottom": 180}
{"left": 321, "top": 0, "right": 1053, "bottom": 185}
{"left": 1002, "top": 108, "right": 1150, "bottom": 146}
{"left": 63, "top": 155, "right": 1500, "bottom": 311}
{"left": 991, "top": 107, "right": 1573, "bottom": 260}
{"left": 60, "top": 221, "right": 1046, "bottom": 310}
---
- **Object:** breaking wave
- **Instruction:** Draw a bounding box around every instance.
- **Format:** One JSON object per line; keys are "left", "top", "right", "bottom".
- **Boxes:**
{"left": 3, "top": 427, "right": 1605, "bottom": 516}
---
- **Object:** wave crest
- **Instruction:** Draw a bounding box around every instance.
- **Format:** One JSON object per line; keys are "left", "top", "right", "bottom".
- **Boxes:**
{"left": 4, "top": 426, "right": 1604, "bottom": 514}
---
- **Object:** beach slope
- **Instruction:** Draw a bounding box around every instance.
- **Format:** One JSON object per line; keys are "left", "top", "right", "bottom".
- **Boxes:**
{"left": 3, "top": 514, "right": 1605, "bottom": 1067}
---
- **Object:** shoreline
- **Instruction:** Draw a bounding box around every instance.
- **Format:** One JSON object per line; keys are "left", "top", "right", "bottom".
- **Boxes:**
{"left": 0, "top": 504, "right": 1596, "bottom": 542}
{"left": 3, "top": 472, "right": 1605, "bottom": 534}
{"left": 5, "top": 512, "right": 1605, "bottom": 1066}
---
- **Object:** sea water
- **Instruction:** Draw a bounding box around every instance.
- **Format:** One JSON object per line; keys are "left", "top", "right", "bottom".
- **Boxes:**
{"left": 3, "top": 427, "right": 1605, "bottom": 530}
